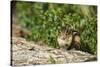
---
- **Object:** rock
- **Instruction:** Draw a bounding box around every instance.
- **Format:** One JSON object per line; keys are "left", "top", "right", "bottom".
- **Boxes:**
{"left": 11, "top": 37, "right": 97, "bottom": 66}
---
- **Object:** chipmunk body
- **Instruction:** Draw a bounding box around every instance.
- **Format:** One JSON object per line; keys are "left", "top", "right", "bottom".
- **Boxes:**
{"left": 57, "top": 28, "right": 73, "bottom": 50}
{"left": 70, "top": 31, "right": 80, "bottom": 50}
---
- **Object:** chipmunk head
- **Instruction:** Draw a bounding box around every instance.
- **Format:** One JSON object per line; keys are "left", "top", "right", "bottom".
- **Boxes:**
{"left": 57, "top": 26, "right": 73, "bottom": 50}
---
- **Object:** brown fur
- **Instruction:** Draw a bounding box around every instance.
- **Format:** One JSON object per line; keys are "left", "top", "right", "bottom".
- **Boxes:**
{"left": 68, "top": 31, "right": 81, "bottom": 50}
{"left": 57, "top": 29, "right": 73, "bottom": 50}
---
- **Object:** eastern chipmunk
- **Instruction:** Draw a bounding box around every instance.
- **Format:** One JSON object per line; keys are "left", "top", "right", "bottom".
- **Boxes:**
{"left": 57, "top": 27, "right": 80, "bottom": 50}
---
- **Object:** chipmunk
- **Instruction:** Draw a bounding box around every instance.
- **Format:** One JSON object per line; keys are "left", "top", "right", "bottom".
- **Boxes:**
{"left": 57, "top": 27, "right": 73, "bottom": 50}
{"left": 68, "top": 31, "right": 81, "bottom": 50}
{"left": 57, "top": 27, "right": 80, "bottom": 50}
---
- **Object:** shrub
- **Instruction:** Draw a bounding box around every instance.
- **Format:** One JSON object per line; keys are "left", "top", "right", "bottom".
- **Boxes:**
{"left": 14, "top": 1, "right": 97, "bottom": 54}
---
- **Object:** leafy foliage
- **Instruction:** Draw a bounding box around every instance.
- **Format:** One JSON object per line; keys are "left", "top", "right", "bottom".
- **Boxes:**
{"left": 14, "top": 1, "right": 97, "bottom": 54}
